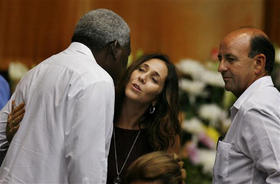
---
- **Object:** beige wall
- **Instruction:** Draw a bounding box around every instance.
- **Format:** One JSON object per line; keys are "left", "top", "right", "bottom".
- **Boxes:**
{"left": 0, "top": 0, "right": 265, "bottom": 70}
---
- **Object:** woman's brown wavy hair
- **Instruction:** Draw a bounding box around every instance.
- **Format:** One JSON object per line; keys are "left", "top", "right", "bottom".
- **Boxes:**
{"left": 124, "top": 151, "right": 185, "bottom": 184}
{"left": 114, "top": 53, "right": 181, "bottom": 151}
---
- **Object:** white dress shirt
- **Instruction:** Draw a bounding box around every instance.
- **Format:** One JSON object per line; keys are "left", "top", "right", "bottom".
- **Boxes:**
{"left": 0, "top": 42, "right": 114, "bottom": 184}
{"left": 213, "top": 76, "right": 280, "bottom": 184}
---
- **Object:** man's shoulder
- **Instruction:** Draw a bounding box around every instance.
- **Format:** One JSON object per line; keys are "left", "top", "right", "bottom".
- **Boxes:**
{"left": 250, "top": 85, "right": 280, "bottom": 103}
{"left": 52, "top": 47, "right": 113, "bottom": 85}
{"left": 240, "top": 86, "right": 280, "bottom": 116}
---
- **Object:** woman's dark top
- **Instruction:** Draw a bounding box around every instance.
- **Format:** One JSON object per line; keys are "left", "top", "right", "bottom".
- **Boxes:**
{"left": 107, "top": 127, "right": 153, "bottom": 184}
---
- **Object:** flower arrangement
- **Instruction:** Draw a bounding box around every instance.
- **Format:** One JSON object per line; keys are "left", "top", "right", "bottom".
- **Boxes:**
{"left": 8, "top": 62, "right": 29, "bottom": 92}
{"left": 272, "top": 44, "right": 280, "bottom": 90}
{"left": 177, "top": 59, "right": 234, "bottom": 184}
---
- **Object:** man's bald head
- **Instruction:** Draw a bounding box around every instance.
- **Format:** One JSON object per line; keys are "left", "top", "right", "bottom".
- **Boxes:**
{"left": 222, "top": 27, "right": 275, "bottom": 74}
{"left": 225, "top": 27, "right": 268, "bottom": 40}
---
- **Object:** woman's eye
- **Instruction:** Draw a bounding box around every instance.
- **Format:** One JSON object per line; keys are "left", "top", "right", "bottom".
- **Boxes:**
{"left": 138, "top": 67, "right": 145, "bottom": 72}
{"left": 152, "top": 78, "right": 159, "bottom": 84}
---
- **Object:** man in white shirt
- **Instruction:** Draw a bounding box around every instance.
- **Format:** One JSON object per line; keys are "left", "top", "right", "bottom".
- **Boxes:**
{"left": 0, "top": 9, "right": 130, "bottom": 183}
{"left": 213, "top": 28, "right": 280, "bottom": 184}
{"left": 213, "top": 27, "right": 280, "bottom": 183}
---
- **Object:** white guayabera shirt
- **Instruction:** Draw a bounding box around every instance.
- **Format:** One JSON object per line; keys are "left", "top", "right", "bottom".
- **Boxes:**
{"left": 0, "top": 42, "right": 114, "bottom": 184}
{"left": 213, "top": 76, "right": 280, "bottom": 184}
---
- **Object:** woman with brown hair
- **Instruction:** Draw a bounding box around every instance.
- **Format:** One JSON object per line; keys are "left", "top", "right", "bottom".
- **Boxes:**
{"left": 5, "top": 53, "right": 181, "bottom": 184}
{"left": 124, "top": 151, "right": 185, "bottom": 184}
{"left": 109, "top": 53, "right": 181, "bottom": 183}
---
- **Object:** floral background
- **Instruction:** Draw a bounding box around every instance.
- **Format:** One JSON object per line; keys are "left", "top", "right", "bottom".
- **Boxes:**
{"left": 176, "top": 57, "right": 232, "bottom": 184}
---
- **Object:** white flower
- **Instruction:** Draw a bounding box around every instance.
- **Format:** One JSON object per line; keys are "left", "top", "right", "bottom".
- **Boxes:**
{"left": 198, "top": 104, "right": 226, "bottom": 125}
{"left": 197, "top": 149, "right": 216, "bottom": 174}
{"left": 177, "top": 59, "right": 225, "bottom": 87}
{"left": 179, "top": 79, "right": 206, "bottom": 96}
{"left": 176, "top": 59, "right": 205, "bottom": 79}
{"left": 182, "top": 117, "right": 205, "bottom": 134}
{"left": 8, "top": 62, "right": 29, "bottom": 81}
{"left": 200, "top": 70, "right": 224, "bottom": 87}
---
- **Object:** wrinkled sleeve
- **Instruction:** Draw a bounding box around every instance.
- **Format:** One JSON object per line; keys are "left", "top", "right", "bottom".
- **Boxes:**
{"left": 240, "top": 108, "right": 280, "bottom": 183}
{"left": 0, "top": 86, "right": 25, "bottom": 151}
{"left": 0, "top": 101, "right": 11, "bottom": 151}
{"left": 64, "top": 81, "right": 114, "bottom": 184}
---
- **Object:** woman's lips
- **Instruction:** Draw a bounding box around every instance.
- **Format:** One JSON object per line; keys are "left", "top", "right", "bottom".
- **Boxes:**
{"left": 132, "top": 83, "right": 142, "bottom": 92}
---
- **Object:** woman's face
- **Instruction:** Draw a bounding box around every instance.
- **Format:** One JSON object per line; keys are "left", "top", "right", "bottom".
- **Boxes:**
{"left": 125, "top": 58, "right": 168, "bottom": 104}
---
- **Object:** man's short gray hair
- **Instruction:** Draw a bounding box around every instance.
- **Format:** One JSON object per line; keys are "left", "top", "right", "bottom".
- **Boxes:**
{"left": 72, "top": 9, "right": 130, "bottom": 50}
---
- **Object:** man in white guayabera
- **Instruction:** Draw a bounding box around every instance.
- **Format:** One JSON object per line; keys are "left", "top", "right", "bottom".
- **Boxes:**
{"left": 213, "top": 27, "right": 280, "bottom": 184}
{"left": 0, "top": 9, "right": 130, "bottom": 184}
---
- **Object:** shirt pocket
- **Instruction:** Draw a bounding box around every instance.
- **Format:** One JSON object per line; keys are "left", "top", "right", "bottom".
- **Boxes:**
{"left": 214, "top": 140, "right": 232, "bottom": 179}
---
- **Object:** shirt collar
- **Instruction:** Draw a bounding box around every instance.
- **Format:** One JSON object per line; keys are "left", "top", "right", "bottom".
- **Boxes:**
{"left": 67, "top": 42, "right": 95, "bottom": 61}
{"left": 232, "top": 76, "right": 274, "bottom": 111}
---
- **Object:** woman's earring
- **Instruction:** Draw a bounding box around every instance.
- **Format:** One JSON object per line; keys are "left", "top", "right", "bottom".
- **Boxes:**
{"left": 149, "top": 105, "right": 156, "bottom": 114}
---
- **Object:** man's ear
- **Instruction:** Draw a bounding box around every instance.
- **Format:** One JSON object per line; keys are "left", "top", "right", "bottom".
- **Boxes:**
{"left": 110, "top": 40, "right": 122, "bottom": 60}
{"left": 254, "top": 53, "right": 266, "bottom": 76}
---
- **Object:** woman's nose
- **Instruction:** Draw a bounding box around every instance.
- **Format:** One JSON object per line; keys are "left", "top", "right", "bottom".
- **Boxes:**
{"left": 138, "top": 74, "right": 147, "bottom": 83}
